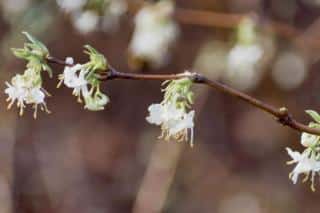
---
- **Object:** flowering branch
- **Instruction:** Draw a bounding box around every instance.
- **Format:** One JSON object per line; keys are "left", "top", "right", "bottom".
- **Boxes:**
{"left": 8, "top": 32, "right": 320, "bottom": 190}
{"left": 46, "top": 56, "right": 320, "bottom": 136}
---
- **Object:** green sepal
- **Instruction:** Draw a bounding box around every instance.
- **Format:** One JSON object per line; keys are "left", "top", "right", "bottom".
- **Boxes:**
{"left": 11, "top": 48, "right": 31, "bottom": 59}
{"left": 162, "top": 77, "right": 194, "bottom": 109}
{"left": 42, "top": 63, "right": 53, "bottom": 78}
{"left": 12, "top": 32, "right": 53, "bottom": 78}
{"left": 187, "top": 92, "right": 194, "bottom": 105}
{"left": 84, "top": 45, "right": 108, "bottom": 71}
{"left": 306, "top": 110, "right": 320, "bottom": 124}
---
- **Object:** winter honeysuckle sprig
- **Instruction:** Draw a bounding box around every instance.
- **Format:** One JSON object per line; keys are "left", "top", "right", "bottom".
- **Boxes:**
{"left": 6, "top": 32, "right": 52, "bottom": 118}
{"left": 146, "top": 75, "right": 195, "bottom": 147}
{"left": 58, "top": 45, "right": 110, "bottom": 111}
{"left": 286, "top": 110, "right": 320, "bottom": 191}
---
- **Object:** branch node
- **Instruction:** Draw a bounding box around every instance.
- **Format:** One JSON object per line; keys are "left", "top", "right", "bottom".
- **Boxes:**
{"left": 190, "top": 73, "right": 206, "bottom": 83}
{"left": 100, "top": 67, "right": 117, "bottom": 80}
{"left": 277, "top": 107, "right": 292, "bottom": 126}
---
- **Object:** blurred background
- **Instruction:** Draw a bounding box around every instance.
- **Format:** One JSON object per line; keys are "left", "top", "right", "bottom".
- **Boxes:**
{"left": 0, "top": 0, "right": 320, "bottom": 212}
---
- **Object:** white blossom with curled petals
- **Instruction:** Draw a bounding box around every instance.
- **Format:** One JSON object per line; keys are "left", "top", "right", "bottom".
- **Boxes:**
{"left": 58, "top": 57, "right": 89, "bottom": 102}
{"left": 286, "top": 110, "right": 320, "bottom": 191}
{"left": 147, "top": 103, "right": 195, "bottom": 147}
{"left": 286, "top": 147, "right": 320, "bottom": 191}
{"left": 146, "top": 77, "right": 195, "bottom": 147}
{"left": 5, "top": 69, "right": 49, "bottom": 118}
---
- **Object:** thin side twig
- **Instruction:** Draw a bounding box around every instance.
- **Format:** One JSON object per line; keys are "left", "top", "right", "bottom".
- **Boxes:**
{"left": 129, "top": 1, "right": 320, "bottom": 49}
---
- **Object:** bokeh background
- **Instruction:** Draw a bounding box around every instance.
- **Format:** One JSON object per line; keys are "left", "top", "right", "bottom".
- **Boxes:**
{"left": 0, "top": 0, "right": 320, "bottom": 212}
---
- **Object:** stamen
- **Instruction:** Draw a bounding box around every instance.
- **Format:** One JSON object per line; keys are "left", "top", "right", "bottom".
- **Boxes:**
{"left": 302, "top": 173, "right": 310, "bottom": 183}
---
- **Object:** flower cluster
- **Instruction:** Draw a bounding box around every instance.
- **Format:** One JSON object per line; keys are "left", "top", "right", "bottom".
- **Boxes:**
{"left": 286, "top": 110, "right": 320, "bottom": 191}
{"left": 58, "top": 45, "right": 110, "bottom": 111}
{"left": 146, "top": 73, "right": 195, "bottom": 147}
{"left": 6, "top": 32, "right": 52, "bottom": 118}
{"left": 128, "top": 0, "right": 179, "bottom": 69}
{"left": 5, "top": 68, "right": 49, "bottom": 118}
{"left": 6, "top": 33, "right": 110, "bottom": 117}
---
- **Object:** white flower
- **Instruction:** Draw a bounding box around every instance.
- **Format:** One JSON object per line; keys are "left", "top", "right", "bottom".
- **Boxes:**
{"left": 84, "top": 92, "right": 109, "bottom": 111}
{"left": 168, "top": 110, "right": 194, "bottom": 135}
{"left": 72, "top": 11, "right": 99, "bottom": 34}
{"left": 59, "top": 58, "right": 89, "bottom": 102}
{"left": 61, "top": 64, "right": 82, "bottom": 88}
{"left": 225, "top": 44, "right": 263, "bottom": 90}
{"left": 25, "top": 87, "right": 45, "bottom": 104}
{"left": 227, "top": 44, "right": 263, "bottom": 74}
{"left": 146, "top": 103, "right": 184, "bottom": 125}
{"left": 5, "top": 77, "right": 27, "bottom": 114}
{"left": 25, "top": 88, "right": 48, "bottom": 118}
{"left": 71, "top": 69, "right": 89, "bottom": 100}
{"left": 301, "top": 132, "right": 319, "bottom": 147}
{"left": 56, "top": 0, "right": 86, "bottom": 12}
{"left": 129, "top": 0, "right": 179, "bottom": 68}
{"left": 146, "top": 103, "right": 195, "bottom": 147}
{"left": 286, "top": 147, "right": 320, "bottom": 191}
{"left": 5, "top": 70, "right": 49, "bottom": 118}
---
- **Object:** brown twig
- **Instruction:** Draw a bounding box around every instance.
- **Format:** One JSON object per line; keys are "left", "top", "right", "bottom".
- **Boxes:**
{"left": 127, "top": 1, "right": 301, "bottom": 40}
{"left": 46, "top": 56, "right": 320, "bottom": 136}
{"left": 174, "top": 8, "right": 301, "bottom": 39}
{"left": 126, "top": 1, "right": 320, "bottom": 51}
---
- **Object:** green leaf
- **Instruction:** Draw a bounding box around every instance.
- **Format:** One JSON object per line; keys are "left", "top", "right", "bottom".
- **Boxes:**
{"left": 306, "top": 110, "right": 320, "bottom": 123}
